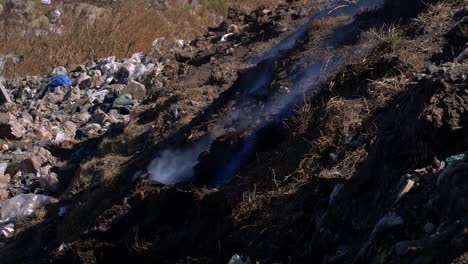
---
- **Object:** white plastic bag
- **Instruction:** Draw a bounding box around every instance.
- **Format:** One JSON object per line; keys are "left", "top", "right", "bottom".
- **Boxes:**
{"left": 0, "top": 194, "right": 54, "bottom": 223}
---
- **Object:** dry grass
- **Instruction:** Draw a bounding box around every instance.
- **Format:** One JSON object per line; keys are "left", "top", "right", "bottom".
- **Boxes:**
{"left": 0, "top": 0, "right": 285, "bottom": 78}
{"left": 98, "top": 123, "right": 144, "bottom": 156}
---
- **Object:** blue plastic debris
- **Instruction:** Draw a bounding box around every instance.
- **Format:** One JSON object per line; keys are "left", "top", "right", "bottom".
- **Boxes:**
{"left": 48, "top": 75, "right": 72, "bottom": 88}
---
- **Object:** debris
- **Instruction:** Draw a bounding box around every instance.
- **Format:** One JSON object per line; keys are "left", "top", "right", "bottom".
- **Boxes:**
{"left": 0, "top": 113, "right": 24, "bottom": 139}
{"left": 48, "top": 75, "right": 72, "bottom": 88}
{"left": 122, "top": 80, "right": 146, "bottom": 100}
{"left": 0, "top": 194, "right": 55, "bottom": 223}
{"left": 113, "top": 94, "right": 137, "bottom": 107}
{"left": 58, "top": 207, "right": 66, "bottom": 217}
{"left": 0, "top": 83, "right": 13, "bottom": 104}
{"left": 446, "top": 153, "right": 465, "bottom": 165}
{"left": 0, "top": 223, "right": 15, "bottom": 238}
{"left": 221, "top": 33, "right": 235, "bottom": 42}
{"left": 227, "top": 254, "right": 251, "bottom": 264}
{"left": 395, "top": 177, "right": 415, "bottom": 205}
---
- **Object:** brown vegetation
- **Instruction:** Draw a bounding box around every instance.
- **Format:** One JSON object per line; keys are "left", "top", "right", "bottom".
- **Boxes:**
{"left": 0, "top": 0, "right": 285, "bottom": 77}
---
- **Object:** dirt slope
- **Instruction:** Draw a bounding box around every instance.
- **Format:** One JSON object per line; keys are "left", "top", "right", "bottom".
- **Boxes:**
{"left": 0, "top": 0, "right": 467, "bottom": 263}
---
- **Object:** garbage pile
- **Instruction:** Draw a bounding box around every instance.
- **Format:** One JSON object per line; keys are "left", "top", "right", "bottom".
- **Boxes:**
{"left": 0, "top": 53, "right": 164, "bottom": 237}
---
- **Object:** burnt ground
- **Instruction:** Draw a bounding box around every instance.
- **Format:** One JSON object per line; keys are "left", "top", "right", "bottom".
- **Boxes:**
{"left": 0, "top": 0, "right": 467, "bottom": 263}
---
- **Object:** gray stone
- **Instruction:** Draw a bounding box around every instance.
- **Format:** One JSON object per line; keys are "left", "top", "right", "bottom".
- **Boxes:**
{"left": 122, "top": 80, "right": 146, "bottom": 100}
{"left": 0, "top": 84, "right": 12, "bottom": 104}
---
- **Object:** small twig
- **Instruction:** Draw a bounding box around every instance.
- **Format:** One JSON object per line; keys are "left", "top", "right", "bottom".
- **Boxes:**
{"left": 454, "top": 44, "right": 468, "bottom": 63}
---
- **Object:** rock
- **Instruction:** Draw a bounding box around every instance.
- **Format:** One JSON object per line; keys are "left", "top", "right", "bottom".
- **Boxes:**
{"left": 63, "top": 121, "right": 77, "bottom": 139}
{"left": 0, "top": 112, "right": 24, "bottom": 139}
{"left": 0, "top": 83, "right": 12, "bottom": 104}
{"left": 78, "top": 77, "right": 92, "bottom": 90}
{"left": 71, "top": 112, "right": 91, "bottom": 123}
{"left": 33, "top": 125, "right": 53, "bottom": 141}
{"left": 63, "top": 86, "right": 81, "bottom": 101}
{"left": 109, "top": 84, "right": 126, "bottom": 96}
{"left": 114, "top": 67, "right": 130, "bottom": 84}
{"left": 0, "top": 189, "right": 9, "bottom": 201}
{"left": 89, "top": 109, "right": 111, "bottom": 126}
{"left": 5, "top": 158, "right": 39, "bottom": 176}
{"left": 38, "top": 173, "right": 59, "bottom": 192}
{"left": 0, "top": 174, "right": 10, "bottom": 188}
{"left": 19, "top": 158, "right": 40, "bottom": 174}
{"left": 175, "top": 50, "right": 195, "bottom": 63}
{"left": 122, "top": 80, "right": 146, "bottom": 100}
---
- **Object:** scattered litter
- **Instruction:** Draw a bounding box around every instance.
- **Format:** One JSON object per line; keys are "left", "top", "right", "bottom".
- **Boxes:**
{"left": 445, "top": 153, "right": 465, "bottom": 165}
{"left": 228, "top": 254, "right": 251, "bottom": 264}
{"left": 41, "top": 0, "right": 51, "bottom": 4}
{"left": 1, "top": 144, "right": 7, "bottom": 151}
{"left": 88, "top": 89, "right": 110, "bottom": 103}
{"left": 52, "top": 8, "right": 62, "bottom": 18}
{"left": 395, "top": 177, "right": 415, "bottom": 205}
{"left": 58, "top": 207, "right": 67, "bottom": 217}
{"left": 48, "top": 75, "right": 72, "bottom": 88}
{"left": 113, "top": 94, "right": 137, "bottom": 107}
{"left": 0, "top": 223, "right": 15, "bottom": 238}
{"left": 175, "top": 39, "right": 186, "bottom": 49}
{"left": 0, "top": 194, "right": 55, "bottom": 223}
{"left": 221, "top": 33, "right": 234, "bottom": 42}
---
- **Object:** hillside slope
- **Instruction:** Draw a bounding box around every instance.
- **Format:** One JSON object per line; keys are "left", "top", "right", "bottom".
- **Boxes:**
{"left": 0, "top": 0, "right": 466, "bottom": 263}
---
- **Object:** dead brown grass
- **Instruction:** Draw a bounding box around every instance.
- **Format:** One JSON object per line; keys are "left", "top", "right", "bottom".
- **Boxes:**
{"left": 0, "top": 0, "right": 285, "bottom": 77}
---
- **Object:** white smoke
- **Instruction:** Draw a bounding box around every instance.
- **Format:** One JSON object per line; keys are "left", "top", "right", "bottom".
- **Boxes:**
{"left": 148, "top": 139, "right": 211, "bottom": 184}
{"left": 146, "top": 0, "right": 384, "bottom": 186}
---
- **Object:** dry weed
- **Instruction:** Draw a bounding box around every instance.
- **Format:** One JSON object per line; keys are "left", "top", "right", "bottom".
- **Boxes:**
{"left": 0, "top": 0, "right": 286, "bottom": 77}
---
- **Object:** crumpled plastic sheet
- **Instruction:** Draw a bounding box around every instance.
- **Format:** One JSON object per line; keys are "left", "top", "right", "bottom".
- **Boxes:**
{"left": 228, "top": 254, "right": 251, "bottom": 264}
{"left": 88, "top": 89, "right": 110, "bottom": 103}
{"left": 0, "top": 223, "right": 15, "bottom": 238}
{"left": 100, "top": 53, "right": 155, "bottom": 82}
{"left": 0, "top": 194, "right": 54, "bottom": 224}
{"left": 49, "top": 75, "right": 72, "bottom": 88}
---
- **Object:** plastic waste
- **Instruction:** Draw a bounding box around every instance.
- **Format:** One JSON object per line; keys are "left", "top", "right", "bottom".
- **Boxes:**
{"left": 446, "top": 153, "right": 465, "bottom": 165}
{"left": 130, "top": 64, "right": 147, "bottom": 80}
{"left": 227, "top": 254, "right": 251, "bottom": 264}
{"left": 0, "top": 194, "right": 54, "bottom": 223}
{"left": 49, "top": 75, "right": 72, "bottom": 88}
{"left": 221, "top": 33, "right": 234, "bottom": 42}
{"left": 102, "top": 62, "right": 121, "bottom": 76}
{"left": 52, "top": 8, "right": 62, "bottom": 18}
{"left": 0, "top": 223, "right": 15, "bottom": 238}
{"left": 0, "top": 57, "right": 5, "bottom": 74}
{"left": 126, "top": 53, "right": 142, "bottom": 64}
{"left": 58, "top": 207, "right": 66, "bottom": 217}
{"left": 51, "top": 66, "right": 68, "bottom": 77}
{"left": 88, "top": 89, "right": 110, "bottom": 103}
{"left": 0, "top": 162, "right": 7, "bottom": 176}
{"left": 175, "top": 39, "right": 186, "bottom": 49}
{"left": 113, "top": 94, "right": 137, "bottom": 107}
{"left": 41, "top": 0, "right": 51, "bottom": 4}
